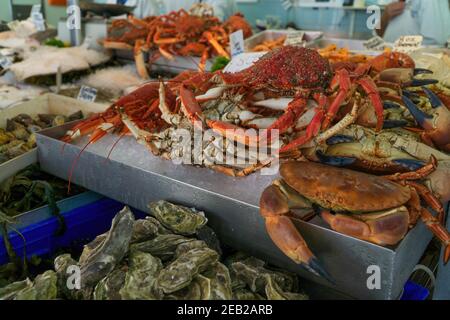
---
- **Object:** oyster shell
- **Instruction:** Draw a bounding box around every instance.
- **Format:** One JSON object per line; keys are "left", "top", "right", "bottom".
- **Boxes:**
{"left": 148, "top": 200, "right": 207, "bottom": 235}
{"left": 130, "top": 234, "right": 193, "bottom": 261}
{"left": 79, "top": 206, "right": 134, "bottom": 288}
{"left": 78, "top": 233, "right": 107, "bottom": 265}
{"left": 174, "top": 240, "right": 208, "bottom": 258}
{"left": 156, "top": 247, "right": 219, "bottom": 294}
{"left": 165, "top": 274, "right": 211, "bottom": 300}
{"left": 0, "top": 278, "right": 33, "bottom": 300}
{"left": 130, "top": 217, "right": 160, "bottom": 244}
{"left": 119, "top": 250, "right": 163, "bottom": 300}
{"left": 232, "top": 288, "right": 265, "bottom": 300}
{"left": 54, "top": 254, "right": 87, "bottom": 300}
{"left": 94, "top": 268, "right": 126, "bottom": 300}
{"left": 264, "top": 274, "right": 308, "bottom": 300}
{"left": 203, "top": 262, "right": 232, "bottom": 300}
{"left": 14, "top": 271, "right": 58, "bottom": 300}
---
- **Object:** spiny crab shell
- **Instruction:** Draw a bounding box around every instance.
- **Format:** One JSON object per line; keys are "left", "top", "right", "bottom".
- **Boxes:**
{"left": 281, "top": 161, "right": 411, "bottom": 213}
{"left": 221, "top": 46, "right": 333, "bottom": 90}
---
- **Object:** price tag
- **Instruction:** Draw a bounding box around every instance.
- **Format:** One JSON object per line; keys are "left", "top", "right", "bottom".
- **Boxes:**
{"left": 30, "top": 4, "right": 42, "bottom": 14}
{"left": 284, "top": 31, "right": 305, "bottom": 46}
{"left": 230, "top": 30, "right": 244, "bottom": 58}
{"left": 0, "top": 55, "right": 13, "bottom": 69}
{"left": 77, "top": 86, "right": 98, "bottom": 102}
{"left": 363, "top": 36, "right": 386, "bottom": 51}
{"left": 393, "top": 35, "right": 423, "bottom": 53}
{"left": 223, "top": 52, "right": 265, "bottom": 73}
{"left": 30, "top": 5, "right": 46, "bottom": 32}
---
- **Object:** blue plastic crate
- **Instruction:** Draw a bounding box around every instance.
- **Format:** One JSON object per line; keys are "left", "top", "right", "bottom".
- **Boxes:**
{"left": 400, "top": 281, "right": 430, "bottom": 301}
{"left": 0, "top": 196, "right": 146, "bottom": 265}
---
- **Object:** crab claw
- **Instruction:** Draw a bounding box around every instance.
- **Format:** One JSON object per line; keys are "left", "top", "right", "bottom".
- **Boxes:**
{"left": 260, "top": 184, "right": 334, "bottom": 283}
{"left": 413, "top": 68, "right": 434, "bottom": 75}
{"left": 321, "top": 208, "right": 410, "bottom": 246}
{"left": 379, "top": 68, "right": 438, "bottom": 87}
{"left": 402, "top": 90, "right": 450, "bottom": 152}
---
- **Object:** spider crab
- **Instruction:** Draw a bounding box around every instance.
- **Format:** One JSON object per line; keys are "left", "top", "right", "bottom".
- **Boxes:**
{"left": 260, "top": 160, "right": 450, "bottom": 280}
{"left": 178, "top": 46, "right": 384, "bottom": 155}
{"left": 103, "top": 16, "right": 159, "bottom": 79}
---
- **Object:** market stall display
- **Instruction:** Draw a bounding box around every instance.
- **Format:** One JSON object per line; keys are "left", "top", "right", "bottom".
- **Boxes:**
{"left": 0, "top": 0, "right": 449, "bottom": 301}
{"left": 1, "top": 201, "right": 308, "bottom": 300}
{"left": 103, "top": 10, "right": 252, "bottom": 77}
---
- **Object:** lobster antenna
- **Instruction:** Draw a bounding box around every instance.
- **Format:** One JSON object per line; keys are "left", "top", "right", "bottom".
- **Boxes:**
{"left": 103, "top": 131, "right": 128, "bottom": 164}
{"left": 67, "top": 140, "right": 91, "bottom": 194}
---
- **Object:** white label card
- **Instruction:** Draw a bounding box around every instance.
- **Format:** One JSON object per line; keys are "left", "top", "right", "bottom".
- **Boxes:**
{"left": 230, "top": 30, "right": 245, "bottom": 58}
{"left": 284, "top": 31, "right": 305, "bottom": 46}
{"left": 31, "top": 12, "right": 46, "bottom": 31}
{"left": 393, "top": 35, "right": 423, "bottom": 53}
{"left": 77, "top": 86, "right": 98, "bottom": 102}
{"left": 363, "top": 36, "right": 385, "bottom": 50}
{"left": 30, "top": 4, "right": 42, "bottom": 15}
{"left": 223, "top": 52, "right": 265, "bottom": 73}
{"left": 0, "top": 55, "right": 13, "bottom": 69}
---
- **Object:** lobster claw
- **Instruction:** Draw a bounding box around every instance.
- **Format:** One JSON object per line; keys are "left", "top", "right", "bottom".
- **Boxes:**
{"left": 402, "top": 89, "right": 450, "bottom": 152}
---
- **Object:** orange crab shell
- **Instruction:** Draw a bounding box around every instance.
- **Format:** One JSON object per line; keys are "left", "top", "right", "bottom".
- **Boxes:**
{"left": 280, "top": 161, "right": 412, "bottom": 213}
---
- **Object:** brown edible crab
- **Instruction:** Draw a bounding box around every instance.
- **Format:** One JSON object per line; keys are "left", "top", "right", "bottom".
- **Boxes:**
{"left": 259, "top": 159, "right": 450, "bottom": 280}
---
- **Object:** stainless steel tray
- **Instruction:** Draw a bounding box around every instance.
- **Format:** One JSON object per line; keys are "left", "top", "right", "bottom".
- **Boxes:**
{"left": 306, "top": 37, "right": 382, "bottom": 56}
{"left": 114, "top": 48, "right": 214, "bottom": 73}
{"left": 245, "top": 29, "right": 323, "bottom": 51}
{"left": 35, "top": 123, "right": 433, "bottom": 300}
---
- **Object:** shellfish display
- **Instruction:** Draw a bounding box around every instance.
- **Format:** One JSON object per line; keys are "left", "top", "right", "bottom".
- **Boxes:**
{"left": 0, "top": 201, "right": 308, "bottom": 300}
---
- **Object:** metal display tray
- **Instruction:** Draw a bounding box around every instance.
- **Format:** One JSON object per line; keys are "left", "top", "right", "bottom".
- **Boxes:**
{"left": 114, "top": 48, "right": 214, "bottom": 73}
{"left": 0, "top": 93, "right": 108, "bottom": 183}
{"left": 244, "top": 29, "right": 323, "bottom": 51}
{"left": 36, "top": 123, "right": 433, "bottom": 300}
{"left": 306, "top": 37, "right": 382, "bottom": 56}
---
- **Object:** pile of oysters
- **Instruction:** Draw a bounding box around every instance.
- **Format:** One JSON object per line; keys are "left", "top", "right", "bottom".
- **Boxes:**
{"left": 0, "top": 201, "right": 308, "bottom": 300}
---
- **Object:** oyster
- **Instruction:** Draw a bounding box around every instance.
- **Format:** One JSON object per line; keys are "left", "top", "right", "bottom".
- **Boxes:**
{"left": 232, "top": 288, "right": 265, "bottom": 300}
{"left": 94, "top": 268, "right": 126, "bottom": 300}
{"left": 119, "top": 250, "right": 163, "bottom": 300}
{"left": 230, "top": 257, "right": 308, "bottom": 300}
{"left": 14, "top": 271, "right": 58, "bottom": 300}
{"left": 148, "top": 200, "right": 207, "bottom": 235}
{"left": 203, "top": 262, "right": 233, "bottom": 300}
{"left": 174, "top": 240, "right": 208, "bottom": 258}
{"left": 264, "top": 274, "right": 308, "bottom": 300}
{"left": 79, "top": 206, "right": 134, "bottom": 288}
{"left": 130, "top": 217, "right": 160, "bottom": 244}
{"left": 165, "top": 274, "right": 212, "bottom": 300}
{"left": 78, "top": 233, "right": 107, "bottom": 265}
{"left": 156, "top": 247, "right": 219, "bottom": 294}
{"left": 130, "top": 234, "right": 193, "bottom": 261}
{"left": 0, "top": 278, "right": 33, "bottom": 300}
{"left": 54, "top": 254, "right": 85, "bottom": 300}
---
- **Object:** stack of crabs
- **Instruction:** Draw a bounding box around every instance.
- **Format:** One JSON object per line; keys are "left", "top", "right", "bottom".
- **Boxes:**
{"left": 103, "top": 8, "right": 252, "bottom": 78}
{"left": 61, "top": 45, "right": 450, "bottom": 281}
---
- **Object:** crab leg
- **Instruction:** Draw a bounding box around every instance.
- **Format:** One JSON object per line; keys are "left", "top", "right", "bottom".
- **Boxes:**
{"left": 420, "top": 208, "right": 450, "bottom": 264}
{"left": 204, "top": 31, "right": 230, "bottom": 59}
{"left": 322, "top": 69, "right": 352, "bottom": 130}
{"left": 356, "top": 77, "right": 384, "bottom": 132}
{"left": 278, "top": 94, "right": 327, "bottom": 153}
{"left": 134, "top": 39, "right": 149, "bottom": 79}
